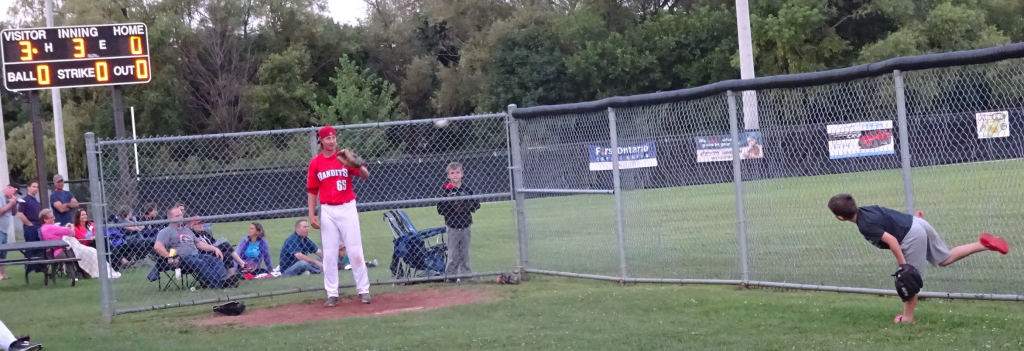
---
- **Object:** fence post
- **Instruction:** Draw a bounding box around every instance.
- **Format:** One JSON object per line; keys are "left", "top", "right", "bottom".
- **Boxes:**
{"left": 86, "top": 132, "right": 114, "bottom": 323}
{"left": 727, "top": 91, "right": 750, "bottom": 284}
{"left": 507, "top": 104, "right": 530, "bottom": 278}
{"left": 309, "top": 130, "right": 318, "bottom": 157}
{"left": 894, "top": 70, "right": 915, "bottom": 214}
{"left": 608, "top": 107, "right": 628, "bottom": 281}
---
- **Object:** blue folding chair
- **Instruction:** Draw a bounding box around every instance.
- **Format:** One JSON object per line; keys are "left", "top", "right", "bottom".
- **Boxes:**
{"left": 384, "top": 210, "right": 447, "bottom": 279}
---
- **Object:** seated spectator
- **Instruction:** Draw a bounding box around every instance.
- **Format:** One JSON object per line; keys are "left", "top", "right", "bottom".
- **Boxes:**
{"left": 189, "top": 217, "right": 245, "bottom": 276}
{"left": 173, "top": 203, "right": 187, "bottom": 216}
{"left": 280, "top": 220, "right": 323, "bottom": 277}
{"left": 107, "top": 206, "right": 155, "bottom": 270}
{"left": 137, "top": 203, "right": 164, "bottom": 238}
{"left": 234, "top": 222, "right": 272, "bottom": 276}
{"left": 39, "top": 209, "right": 88, "bottom": 278}
{"left": 153, "top": 207, "right": 239, "bottom": 289}
{"left": 114, "top": 206, "right": 145, "bottom": 235}
{"left": 338, "top": 245, "right": 377, "bottom": 271}
{"left": 39, "top": 209, "right": 75, "bottom": 258}
{"left": 72, "top": 209, "right": 94, "bottom": 247}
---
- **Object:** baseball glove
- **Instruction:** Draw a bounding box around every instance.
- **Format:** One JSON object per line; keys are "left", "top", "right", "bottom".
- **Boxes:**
{"left": 892, "top": 264, "right": 923, "bottom": 302}
{"left": 496, "top": 272, "right": 520, "bottom": 285}
{"left": 337, "top": 149, "right": 366, "bottom": 168}
{"left": 213, "top": 300, "right": 246, "bottom": 316}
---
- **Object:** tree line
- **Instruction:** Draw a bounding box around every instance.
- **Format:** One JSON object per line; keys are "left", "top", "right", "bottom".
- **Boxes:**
{"left": 1, "top": 0, "right": 1020, "bottom": 183}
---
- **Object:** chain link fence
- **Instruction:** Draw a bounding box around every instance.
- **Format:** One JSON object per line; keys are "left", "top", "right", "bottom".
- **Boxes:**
{"left": 511, "top": 51, "right": 1024, "bottom": 299}
{"left": 83, "top": 45, "right": 1024, "bottom": 322}
{"left": 85, "top": 114, "right": 516, "bottom": 319}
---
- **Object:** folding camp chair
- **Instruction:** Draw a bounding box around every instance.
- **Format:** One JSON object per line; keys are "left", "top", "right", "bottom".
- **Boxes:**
{"left": 384, "top": 210, "right": 447, "bottom": 279}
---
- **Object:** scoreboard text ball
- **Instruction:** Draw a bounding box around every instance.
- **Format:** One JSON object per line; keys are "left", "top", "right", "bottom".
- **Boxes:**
{"left": 1, "top": 23, "right": 151, "bottom": 91}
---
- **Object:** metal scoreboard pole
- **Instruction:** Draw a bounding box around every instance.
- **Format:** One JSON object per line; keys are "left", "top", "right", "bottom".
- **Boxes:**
{"left": 45, "top": 0, "right": 69, "bottom": 191}
{"left": 28, "top": 91, "right": 50, "bottom": 207}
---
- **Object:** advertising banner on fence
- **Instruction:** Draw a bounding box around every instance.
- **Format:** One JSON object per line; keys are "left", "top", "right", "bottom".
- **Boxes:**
{"left": 695, "top": 132, "right": 764, "bottom": 163}
{"left": 976, "top": 111, "right": 1010, "bottom": 139}
{"left": 588, "top": 142, "right": 658, "bottom": 171}
{"left": 826, "top": 120, "right": 894, "bottom": 159}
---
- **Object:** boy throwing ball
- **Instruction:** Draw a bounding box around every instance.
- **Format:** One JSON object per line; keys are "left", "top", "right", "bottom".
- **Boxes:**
{"left": 828, "top": 193, "right": 1009, "bottom": 323}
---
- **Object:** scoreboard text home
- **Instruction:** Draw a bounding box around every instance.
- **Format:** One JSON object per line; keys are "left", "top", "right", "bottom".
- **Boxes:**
{"left": 1, "top": 23, "right": 151, "bottom": 91}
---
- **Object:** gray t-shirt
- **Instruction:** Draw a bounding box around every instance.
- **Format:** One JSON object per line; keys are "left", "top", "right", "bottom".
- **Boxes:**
{"left": 0, "top": 197, "right": 17, "bottom": 233}
{"left": 155, "top": 225, "right": 199, "bottom": 257}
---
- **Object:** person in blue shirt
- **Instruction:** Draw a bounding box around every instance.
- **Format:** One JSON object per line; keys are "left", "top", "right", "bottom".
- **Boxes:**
{"left": 16, "top": 182, "right": 43, "bottom": 264}
{"left": 234, "top": 222, "right": 272, "bottom": 275}
{"left": 48, "top": 174, "right": 78, "bottom": 226}
{"left": 280, "top": 220, "right": 324, "bottom": 277}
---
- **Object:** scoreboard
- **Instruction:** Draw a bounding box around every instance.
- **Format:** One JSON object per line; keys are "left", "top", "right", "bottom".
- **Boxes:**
{"left": 1, "top": 23, "right": 151, "bottom": 91}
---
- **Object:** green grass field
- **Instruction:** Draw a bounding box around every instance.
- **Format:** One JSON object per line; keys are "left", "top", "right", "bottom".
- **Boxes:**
{"left": 1, "top": 275, "right": 1023, "bottom": 350}
{"left": 0, "top": 159, "right": 1021, "bottom": 350}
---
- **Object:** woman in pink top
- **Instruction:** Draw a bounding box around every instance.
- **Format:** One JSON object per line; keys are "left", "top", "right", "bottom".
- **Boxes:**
{"left": 39, "top": 209, "right": 75, "bottom": 257}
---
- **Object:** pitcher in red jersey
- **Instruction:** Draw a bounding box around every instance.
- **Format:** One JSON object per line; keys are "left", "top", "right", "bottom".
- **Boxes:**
{"left": 307, "top": 125, "right": 372, "bottom": 307}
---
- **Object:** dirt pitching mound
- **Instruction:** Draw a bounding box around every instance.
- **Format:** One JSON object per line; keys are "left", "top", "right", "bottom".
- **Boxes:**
{"left": 194, "top": 289, "right": 494, "bottom": 327}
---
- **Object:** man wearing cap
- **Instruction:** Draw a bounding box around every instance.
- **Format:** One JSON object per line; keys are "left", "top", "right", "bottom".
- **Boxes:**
{"left": 189, "top": 216, "right": 244, "bottom": 276}
{"left": 49, "top": 174, "right": 78, "bottom": 226}
{"left": 307, "top": 125, "right": 372, "bottom": 306}
{"left": 153, "top": 207, "right": 238, "bottom": 289}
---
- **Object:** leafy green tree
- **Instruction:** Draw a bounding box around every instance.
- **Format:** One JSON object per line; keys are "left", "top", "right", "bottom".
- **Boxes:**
{"left": 752, "top": 0, "right": 850, "bottom": 75}
{"left": 252, "top": 45, "right": 319, "bottom": 129}
{"left": 859, "top": 1, "right": 1009, "bottom": 62}
{"left": 310, "top": 56, "right": 406, "bottom": 126}
{"left": 567, "top": 5, "right": 739, "bottom": 100}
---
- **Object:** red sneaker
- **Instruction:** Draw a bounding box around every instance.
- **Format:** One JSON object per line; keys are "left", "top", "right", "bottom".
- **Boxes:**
{"left": 980, "top": 233, "right": 1009, "bottom": 255}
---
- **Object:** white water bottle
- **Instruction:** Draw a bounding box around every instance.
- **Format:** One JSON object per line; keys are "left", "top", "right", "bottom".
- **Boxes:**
{"left": 175, "top": 268, "right": 181, "bottom": 280}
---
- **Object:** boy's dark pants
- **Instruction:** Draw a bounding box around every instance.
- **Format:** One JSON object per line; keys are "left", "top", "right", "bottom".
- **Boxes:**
{"left": 445, "top": 227, "right": 472, "bottom": 276}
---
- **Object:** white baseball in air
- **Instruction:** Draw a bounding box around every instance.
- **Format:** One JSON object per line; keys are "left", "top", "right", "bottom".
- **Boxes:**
{"left": 434, "top": 119, "right": 449, "bottom": 128}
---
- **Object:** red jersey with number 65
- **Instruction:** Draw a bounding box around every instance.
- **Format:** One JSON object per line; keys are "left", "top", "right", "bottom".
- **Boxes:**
{"left": 307, "top": 152, "right": 360, "bottom": 205}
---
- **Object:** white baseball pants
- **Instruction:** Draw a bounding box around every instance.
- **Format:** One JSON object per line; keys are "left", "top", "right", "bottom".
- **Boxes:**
{"left": 320, "top": 201, "right": 369, "bottom": 297}
{"left": 0, "top": 318, "right": 17, "bottom": 351}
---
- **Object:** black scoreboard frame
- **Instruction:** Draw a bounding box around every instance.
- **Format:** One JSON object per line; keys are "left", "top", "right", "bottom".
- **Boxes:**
{"left": 1, "top": 22, "right": 152, "bottom": 91}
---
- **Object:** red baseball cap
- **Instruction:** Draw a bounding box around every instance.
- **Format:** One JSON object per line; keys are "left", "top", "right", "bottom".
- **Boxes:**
{"left": 318, "top": 126, "right": 336, "bottom": 139}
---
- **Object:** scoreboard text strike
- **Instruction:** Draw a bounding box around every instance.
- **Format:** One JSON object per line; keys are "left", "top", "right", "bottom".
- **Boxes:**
{"left": 1, "top": 23, "right": 151, "bottom": 91}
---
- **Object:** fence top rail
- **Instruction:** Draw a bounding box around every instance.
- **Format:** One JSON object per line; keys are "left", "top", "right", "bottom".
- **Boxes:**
{"left": 96, "top": 112, "right": 507, "bottom": 146}
{"left": 511, "top": 42, "right": 1024, "bottom": 119}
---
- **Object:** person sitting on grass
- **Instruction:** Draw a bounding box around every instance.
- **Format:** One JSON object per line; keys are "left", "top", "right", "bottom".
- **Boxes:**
{"left": 189, "top": 217, "right": 244, "bottom": 276}
{"left": 338, "top": 245, "right": 377, "bottom": 271}
{"left": 828, "top": 193, "right": 1010, "bottom": 324}
{"left": 234, "top": 222, "right": 272, "bottom": 276}
{"left": 153, "top": 207, "right": 239, "bottom": 289}
{"left": 280, "top": 219, "right": 324, "bottom": 277}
